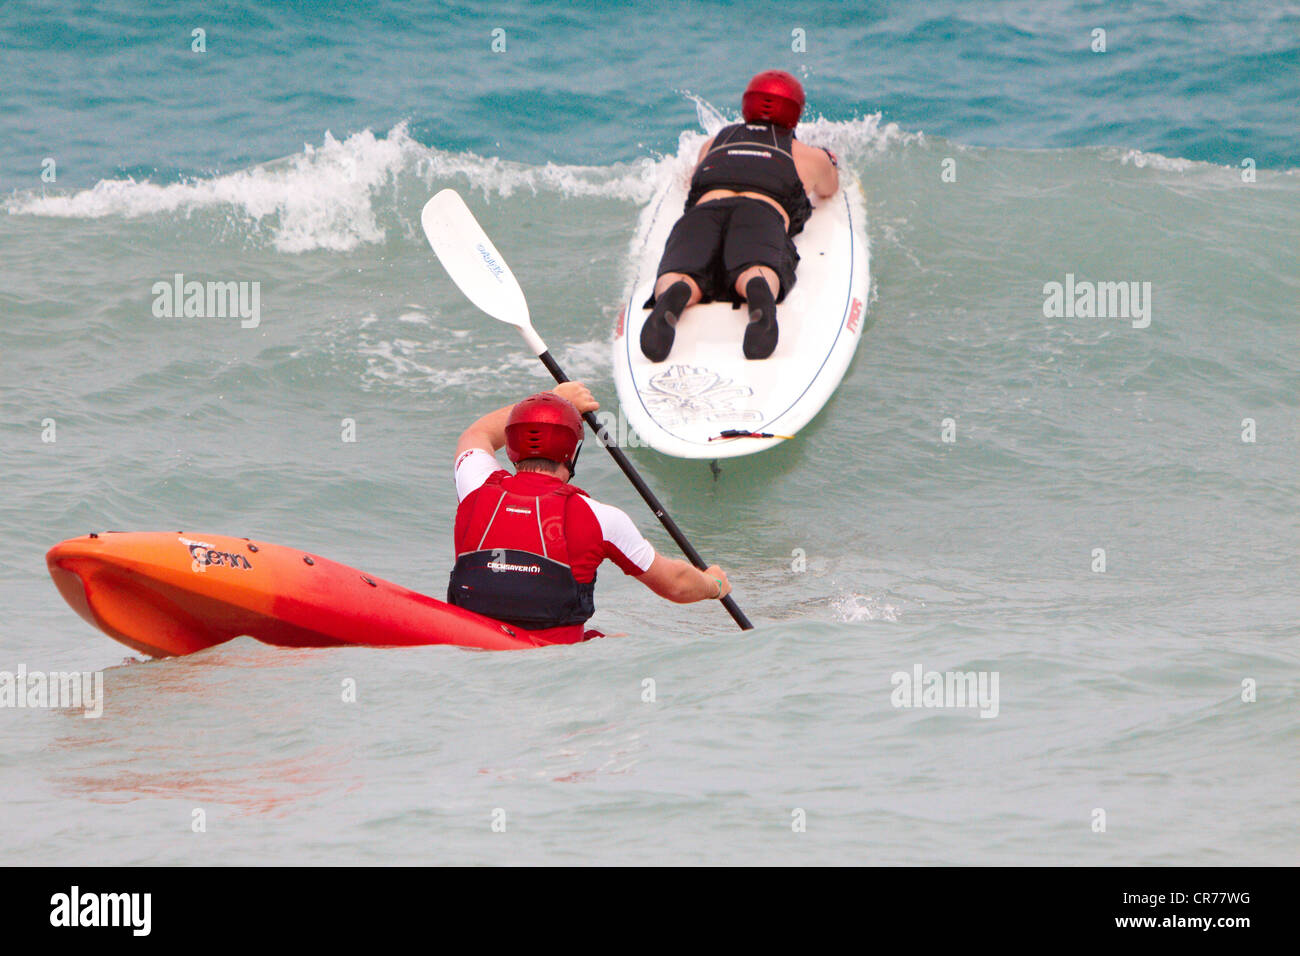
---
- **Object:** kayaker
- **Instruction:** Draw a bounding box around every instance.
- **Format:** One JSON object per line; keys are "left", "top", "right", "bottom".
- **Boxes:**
{"left": 449, "top": 382, "right": 732, "bottom": 644}
{"left": 640, "top": 70, "right": 840, "bottom": 363}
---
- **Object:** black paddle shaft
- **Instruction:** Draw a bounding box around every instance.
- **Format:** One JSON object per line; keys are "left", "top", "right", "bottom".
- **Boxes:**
{"left": 537, "top": 350, "right": 754, "bottom": 631}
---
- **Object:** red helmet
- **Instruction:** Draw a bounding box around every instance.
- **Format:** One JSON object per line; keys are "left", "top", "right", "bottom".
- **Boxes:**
{"left": 741, "top": 70, "right": 805, "bottom": 129}
{"left": 505, "top": 392, "right": 585, "bottom": 472}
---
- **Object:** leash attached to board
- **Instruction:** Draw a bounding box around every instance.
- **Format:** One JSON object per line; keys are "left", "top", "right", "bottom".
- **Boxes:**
{"left": 708, "top": 429, "right": 795, "bottom": 442}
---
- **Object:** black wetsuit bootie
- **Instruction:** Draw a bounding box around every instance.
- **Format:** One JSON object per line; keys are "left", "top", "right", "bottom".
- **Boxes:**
{"left": 640, "top": 280, "right": 692, "bottom": 362}
{"left": 742, "top": 276, "right": 779, "bottom": 360}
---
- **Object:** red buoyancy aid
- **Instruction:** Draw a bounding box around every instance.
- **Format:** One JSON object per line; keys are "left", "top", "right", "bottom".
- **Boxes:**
{"left": 448, "top": 472, "right": 597, "bottom": 634}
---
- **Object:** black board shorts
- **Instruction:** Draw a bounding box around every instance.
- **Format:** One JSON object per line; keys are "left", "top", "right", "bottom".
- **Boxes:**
{"left": 650, "top": 197, "right": 800, "bottom": 306}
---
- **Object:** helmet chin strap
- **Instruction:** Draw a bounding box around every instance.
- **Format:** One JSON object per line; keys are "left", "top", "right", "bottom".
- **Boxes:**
{"left": 566, "top": 439, "right": 584, "bottom": 477}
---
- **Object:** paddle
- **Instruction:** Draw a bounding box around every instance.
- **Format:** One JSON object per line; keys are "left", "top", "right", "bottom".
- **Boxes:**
{"left": 421, "top": 188, "right": 753, "bottom": 631}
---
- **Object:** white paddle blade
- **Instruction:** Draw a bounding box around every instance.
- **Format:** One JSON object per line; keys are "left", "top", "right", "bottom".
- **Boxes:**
{"left": 421, "top": 189, "right": 547, "bottom": 354}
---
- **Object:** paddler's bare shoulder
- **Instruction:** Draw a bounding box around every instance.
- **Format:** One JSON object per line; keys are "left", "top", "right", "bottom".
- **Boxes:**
{"left": 791, "top": 138, "right": 839, "bottom": 198}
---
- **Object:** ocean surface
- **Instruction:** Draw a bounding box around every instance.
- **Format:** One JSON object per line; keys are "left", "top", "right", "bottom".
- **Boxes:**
{"left": 2, "top": 0, "right": 1297, "bottom": 866}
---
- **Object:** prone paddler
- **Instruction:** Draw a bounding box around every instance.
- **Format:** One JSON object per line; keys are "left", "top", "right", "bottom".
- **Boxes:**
{"left": 640, "top": 70, "right": 840, "bottom": 363}
{"left": 449, "top": 382, "right": 732, "bottom": 644}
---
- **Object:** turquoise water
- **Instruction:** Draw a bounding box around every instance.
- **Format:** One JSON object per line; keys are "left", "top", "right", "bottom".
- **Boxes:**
{"left": 4, "top": 0, "right": 1298, "bottom": 182}
{"left": 1, "top": 1, "right": 1297, "bottom": 865}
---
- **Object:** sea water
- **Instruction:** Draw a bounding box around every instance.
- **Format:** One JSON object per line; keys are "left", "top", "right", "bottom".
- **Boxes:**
{"left": 1, "top": 0, "right": 1296, "bottom": 865}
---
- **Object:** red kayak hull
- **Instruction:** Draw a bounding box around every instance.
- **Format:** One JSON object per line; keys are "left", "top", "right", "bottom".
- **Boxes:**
{"left": 46, "top": 531, "right": 541, "bottom": 657}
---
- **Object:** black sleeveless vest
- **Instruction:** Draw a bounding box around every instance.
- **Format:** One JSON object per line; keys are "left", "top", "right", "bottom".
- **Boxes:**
{"left": 686, "top": 123, "right": 812, "bottom": 235}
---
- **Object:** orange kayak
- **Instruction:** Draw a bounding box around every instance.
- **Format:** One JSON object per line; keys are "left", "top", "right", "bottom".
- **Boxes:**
{"left": 47, "top": 531, "right": 541, "bottom": 657}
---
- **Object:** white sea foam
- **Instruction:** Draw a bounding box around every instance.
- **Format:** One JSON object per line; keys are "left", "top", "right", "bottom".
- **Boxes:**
{"left": 833, "top": 593, "right": 902, "bottom": 622}
{"left": 413, "top": 146, "right": 662, "bottom": 203}
{"left": 356, "top": 335, "right": 540, "bottom": 391}
{"left": 5, "top": 123, "right": 663, "bottom": 252}
{"left": 681, "top": 93, "right": 919, "bottom": 156}
{"left": 7, "top": 126, "right": 417, "bottom": 252}
{"left": 1097, "top": 147, "right": 1300, "bottom": 179}
{"left": 1109, "top": 148, "right": 1204, "bottom": 173}
{"left": 6, "top": 107, "right": 917, "bottom": 255}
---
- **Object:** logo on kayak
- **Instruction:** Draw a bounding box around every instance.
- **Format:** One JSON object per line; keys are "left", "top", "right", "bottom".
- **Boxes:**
{"left": 643, "top": 365, "right": 761, "bottom": 427}
{"left": 180, "top": 537, "right": 252, "bottom": 571}
{"left": 847, "top": 298, "right": 864, "bottom": 333}
{"left": 476, "top": 243, "right": 505, "bottom": 282}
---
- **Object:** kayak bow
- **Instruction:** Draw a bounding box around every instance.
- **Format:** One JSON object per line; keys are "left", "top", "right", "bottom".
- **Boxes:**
{"left": 47, "top": 531, "right": 540, "bottom": 657}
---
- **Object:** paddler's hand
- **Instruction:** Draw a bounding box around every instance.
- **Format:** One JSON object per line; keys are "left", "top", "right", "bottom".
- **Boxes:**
{"left": 704, "top": 565, "right": 731, "bottom": 600}
{"left": 552, "top": 381, "right": 599, "bottom": 415}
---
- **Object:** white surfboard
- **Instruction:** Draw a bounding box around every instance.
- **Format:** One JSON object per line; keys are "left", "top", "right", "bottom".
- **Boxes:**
{"left": 613, "top": 170, "right": 870, "bottom": 459}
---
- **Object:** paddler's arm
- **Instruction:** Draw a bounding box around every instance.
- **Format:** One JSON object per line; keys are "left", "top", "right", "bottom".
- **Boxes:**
{"left": 638, "top": 554, "right": 732, "bottom": 604}
{"left": 690, "top": 136, "right": 714, "bottom": 173}
{"left": 792, "top": 139, "right": 839, "bottom": 198}
{"left": 455, "top": 382, "right": 599, "bottom": 456}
